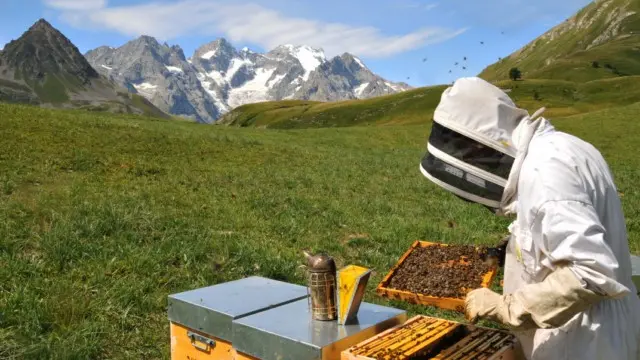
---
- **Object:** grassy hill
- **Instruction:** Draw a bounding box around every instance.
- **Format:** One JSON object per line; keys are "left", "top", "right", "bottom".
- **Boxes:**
{"left": 1, "top": 102, "right": 639, "bottom": 358}
{"left": 219, "top": 76, "right": 640, "bottom": 128}
{"left": 479, "top": 0, "right": 640, "bottom": 82}
{"left": 217, "top": 85, "right": 448, "bottom": 128}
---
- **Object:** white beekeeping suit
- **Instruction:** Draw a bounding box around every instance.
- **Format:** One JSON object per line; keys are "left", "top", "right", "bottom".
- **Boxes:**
{"left": 420, "top": 77, "right": 640, "bottom": 360}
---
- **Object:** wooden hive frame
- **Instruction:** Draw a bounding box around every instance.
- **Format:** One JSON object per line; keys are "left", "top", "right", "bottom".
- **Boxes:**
{"left": 376, "top": 241, "right": 497, "bottom": 312}
{"left": 341, "top": 315, "right": 518, "bottom": 360}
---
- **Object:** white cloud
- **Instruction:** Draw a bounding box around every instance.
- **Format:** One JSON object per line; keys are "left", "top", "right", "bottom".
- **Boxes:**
{"left": 424, "top": 3, "right": 439, "bottom": 11}
{"left": 44, "top": 0, "right": 464, "bottom": 58}
{"left": 395, "top": 1, "right": 439, "bottom": 11}
{"left": 44, "top": 0, "right": 107, "bottom": 10}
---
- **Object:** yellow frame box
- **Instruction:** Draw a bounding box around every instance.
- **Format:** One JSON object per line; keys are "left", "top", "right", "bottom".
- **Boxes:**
{"left": 376, "top": 241, "right": 497, "bottom": 312}
{"left": 341, "top": 315, "right": 519, "bottom": 360}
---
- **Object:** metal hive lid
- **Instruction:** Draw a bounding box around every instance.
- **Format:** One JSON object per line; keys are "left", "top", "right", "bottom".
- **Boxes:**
{"left": 232, "top": 298, "right": 407, "bottom": 360}
{"left": 167, "top": 276, "right": 309, "bottom": 342}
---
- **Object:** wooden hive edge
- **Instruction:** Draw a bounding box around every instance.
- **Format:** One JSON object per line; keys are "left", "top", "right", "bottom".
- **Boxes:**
{"left": 341, "top": 315, "right": 456, "bottom": 359}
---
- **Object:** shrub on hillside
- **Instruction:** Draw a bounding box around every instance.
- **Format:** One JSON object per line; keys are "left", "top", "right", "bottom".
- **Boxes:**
{"left": 509, "top": 68, "right": 522, "bottom": 81}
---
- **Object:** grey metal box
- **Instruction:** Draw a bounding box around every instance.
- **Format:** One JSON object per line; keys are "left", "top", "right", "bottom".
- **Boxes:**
{"left": 167, "top": 276, "right": 309, "bottom": 342}
{"left": 232, "top": 298, "right": 407, "bottom": 360}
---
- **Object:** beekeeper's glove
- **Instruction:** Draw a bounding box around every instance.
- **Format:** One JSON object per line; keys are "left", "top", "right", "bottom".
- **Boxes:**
{"left": 464, "top": 265, "right": 604, "bottom": 330}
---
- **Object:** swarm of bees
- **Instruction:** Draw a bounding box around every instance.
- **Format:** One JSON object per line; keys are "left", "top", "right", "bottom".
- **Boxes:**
{"left": 411, "top": 29, "right": 509, "bottom": 84}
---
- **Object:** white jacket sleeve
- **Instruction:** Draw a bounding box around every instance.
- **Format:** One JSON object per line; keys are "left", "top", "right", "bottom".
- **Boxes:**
{"left": 516, "top": 134, "right": 631, "bottom": 298}
{"left": 490, "top": 137, "right": 634, "bottom": 330}
{"left": 465, "top": 266, "right": 603, "bottom": 330}
{"left": 532, "top": 199, "right": 630, "bottom": 298}
{"left": 465, "top": 198, "right": 630, "bottom": 331}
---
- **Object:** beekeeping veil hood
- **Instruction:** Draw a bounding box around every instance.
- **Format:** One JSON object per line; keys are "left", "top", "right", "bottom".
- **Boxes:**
{"left": 420, "top": 77, "right": 546, "bottom": 215}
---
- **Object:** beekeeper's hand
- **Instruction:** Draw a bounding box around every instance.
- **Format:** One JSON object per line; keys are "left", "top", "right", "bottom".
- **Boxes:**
{"left": 465, "top": 265, "right": 604, "bottom": 330}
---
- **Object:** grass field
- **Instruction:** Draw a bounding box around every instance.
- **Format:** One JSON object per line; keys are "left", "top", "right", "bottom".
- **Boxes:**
{"left": 219, "top": 76, "right": 640, "bottom": 128}
{"left": 1, "top": 101, "right": 639, "bottom": 359}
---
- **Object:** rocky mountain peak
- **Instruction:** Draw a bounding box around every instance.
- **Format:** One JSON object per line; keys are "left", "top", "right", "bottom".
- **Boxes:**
{"left": 268, "top": 44, "right": 325, "bottom": 61}
{"left": 1, "top": 18, "right": 99, "bottom": 83}
{"left": 280, "top": 44, "right": 324, "bottom": 54}
{"left": 86, "top": 45, "right": 114, "bottom": 56}
{"left": 265, "top": 44, "right": 326, "bottom": 83}
{"left": 170, "top": 45, "right": 186, "bottom": 61}
{"left": 340, "top": 53, "right": 367, "bottom": 70}
{"left": 136, "top": 35, "right": 160, "bottom": 47}
{"left": 85, "top": 35, "right": 220, "bottom": 123}
{"left": 0, "top": 18, "right": 169, "bottom": 117}
{"left": 28, "top": 18, "right": 56, "bottom": 32}
{"left": 193, "top": 38, "right": 236, "bottom": 61}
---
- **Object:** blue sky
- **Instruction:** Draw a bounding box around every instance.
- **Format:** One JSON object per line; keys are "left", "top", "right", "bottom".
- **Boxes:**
{"left": 1, "top": 0, "right": 593, "bottom": 86}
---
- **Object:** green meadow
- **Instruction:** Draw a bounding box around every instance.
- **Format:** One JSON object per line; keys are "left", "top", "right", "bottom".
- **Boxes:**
{"left": 1, "top": 101, "right": 639, "bottom": 358}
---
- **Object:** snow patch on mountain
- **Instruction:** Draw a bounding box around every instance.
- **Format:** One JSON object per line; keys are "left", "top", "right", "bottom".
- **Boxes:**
{"left": 133, "top": 82, "right": 158, "bottom": 98}
{"left": 292, "top": 45, "right": 326, "bottom": 81}
{"left": 227, "top": 67, "right": 275, "bottom": 108}
{"left": 134, "top": 82, "right": 157, "bottom": 90}
{"left": 268, "top": 73, "right": 285, "bottom": 88}
{"left": 201, "top": 50, "right": 217, "bottom": 59}
{"left": 166, "top": 65, "right": 183, "bottom": 73}
{"left": 101, "top": 64, "right": 112, "bottom": 70}
{"left": 385, "top": 82, "right": 404, "bottom": 92}
{"left": 355, "top": 82, "right": 369, "bottom": 98}
{"left": 354, "top": 57, "right": 365, "bottom": 68}
{"left": 206, "top": 70, "right": 226, "bottom": 86}
{"left": 200, "top": 79, "right": 229, "bottom": 112}
{"left": 226, "top": 58, "right": 252, "bottom": 82}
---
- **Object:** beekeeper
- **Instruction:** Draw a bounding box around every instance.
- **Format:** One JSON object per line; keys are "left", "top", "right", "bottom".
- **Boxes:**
{"left": 420, "top": 77, "right": 640, "bottom": 360}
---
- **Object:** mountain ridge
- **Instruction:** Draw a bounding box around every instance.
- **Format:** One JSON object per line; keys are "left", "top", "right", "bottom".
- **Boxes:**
{"left": 85, "top": 36, "right": 412, "bottom": 123}
{"left": 0, "top": 19, "right": 169, "bottom": 118}
{"left": 85, "top": 35, "right": 219, "bottom": 122}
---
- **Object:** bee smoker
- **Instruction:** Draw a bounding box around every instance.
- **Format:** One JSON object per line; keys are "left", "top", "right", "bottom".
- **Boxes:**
{"left": 303, "top": 251, "right": 337, "bottom": 321}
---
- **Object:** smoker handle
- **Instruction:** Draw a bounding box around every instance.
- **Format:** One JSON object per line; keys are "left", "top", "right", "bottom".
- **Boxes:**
{"left": 187, "top": 331, "right": 216, "bottom": 352}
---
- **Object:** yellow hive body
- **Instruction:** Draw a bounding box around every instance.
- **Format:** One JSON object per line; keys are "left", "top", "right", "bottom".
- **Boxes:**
{"left": 170, "top": 322, "right": 234, "bottom": 360}
{"left": 337, "top": 265, "right": 372, "bottom": 325}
